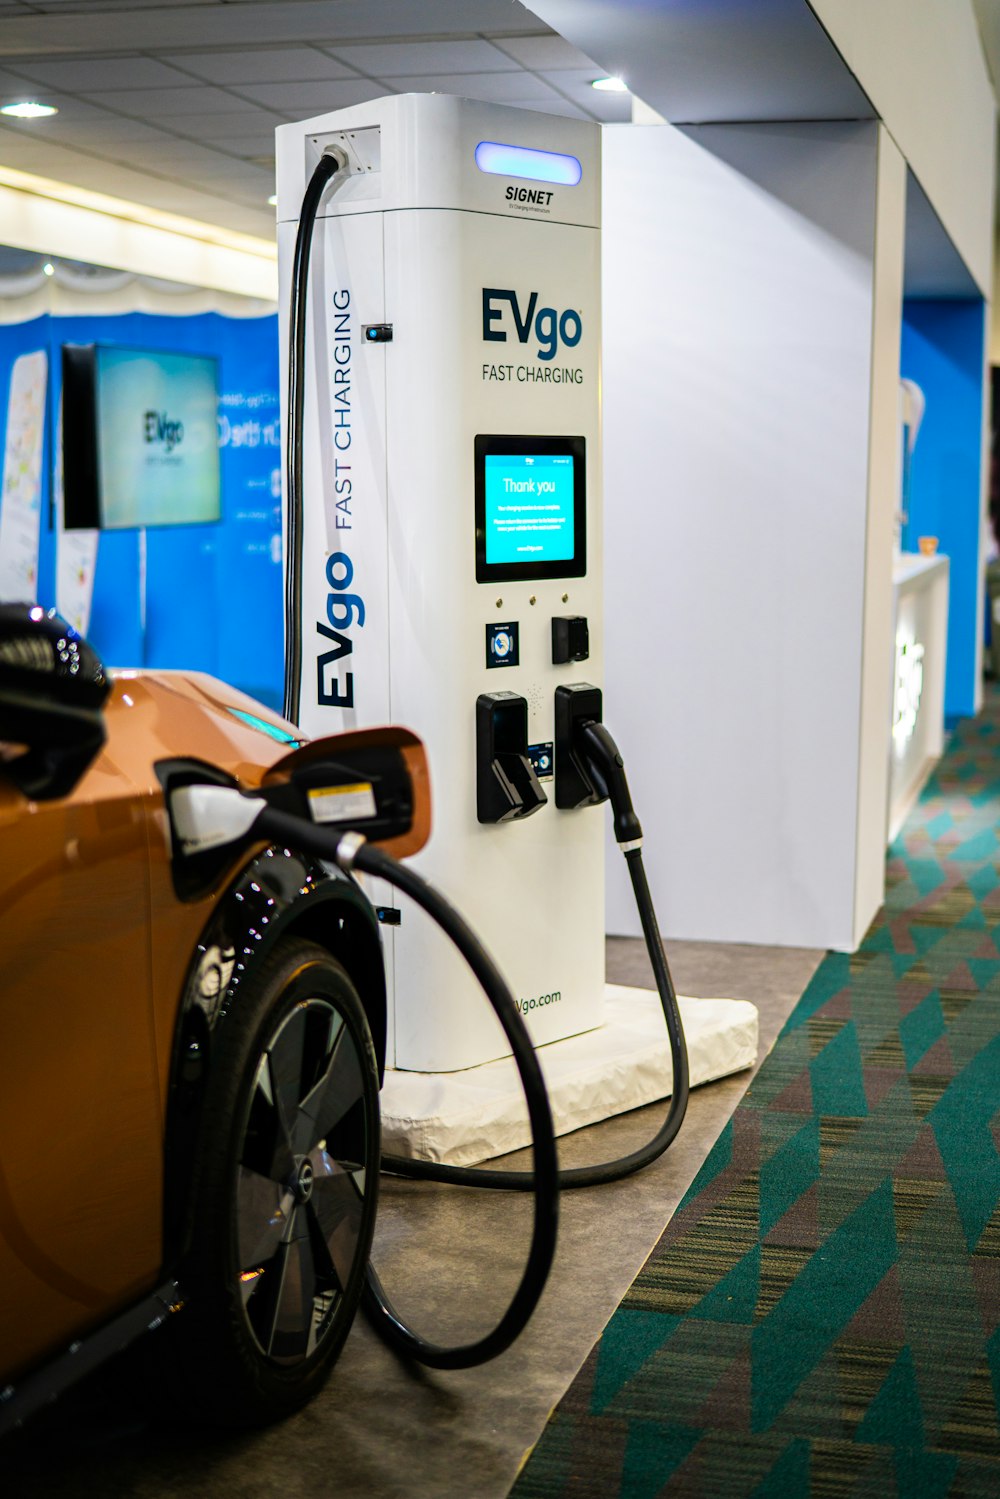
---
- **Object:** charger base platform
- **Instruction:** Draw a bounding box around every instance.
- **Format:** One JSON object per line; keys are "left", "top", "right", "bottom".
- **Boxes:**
{"left": 380, "top": 988, "right": 758, "bottom": 1168}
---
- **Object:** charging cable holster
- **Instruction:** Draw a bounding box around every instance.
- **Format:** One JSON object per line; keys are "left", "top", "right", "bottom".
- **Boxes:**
{"left": 476, "top": 692, "right": 547, "bottom": 824}
{"left": 554, "top": 683, "right": 605, "bottom": 810}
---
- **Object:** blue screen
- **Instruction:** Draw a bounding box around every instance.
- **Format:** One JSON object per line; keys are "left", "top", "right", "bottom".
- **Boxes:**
{"left": 96, "top": 346, "right": 220, "bottom": 528}
{"left": 484, "top": 453, "right": 575, "bottom": 565}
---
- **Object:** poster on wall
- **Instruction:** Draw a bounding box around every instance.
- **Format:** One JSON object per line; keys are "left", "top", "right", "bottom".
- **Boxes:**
{"left": 0, "top": 350, "right": 47, "bottom": 601}
{"left": 53, "top": 401, "right": 98, "bottom": 635}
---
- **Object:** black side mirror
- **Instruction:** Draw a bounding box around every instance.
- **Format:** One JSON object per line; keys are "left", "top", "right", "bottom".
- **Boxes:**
{"left": 0, "top": 603, "right": 111, "bottom": 800}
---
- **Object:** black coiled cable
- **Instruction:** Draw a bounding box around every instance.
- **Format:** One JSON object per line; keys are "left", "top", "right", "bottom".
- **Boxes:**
{"left": 253, "top": 806, "right": 560, "bottom": 1370}
{"left": 380, "top": 841, "right": 689, "bottom": 1192}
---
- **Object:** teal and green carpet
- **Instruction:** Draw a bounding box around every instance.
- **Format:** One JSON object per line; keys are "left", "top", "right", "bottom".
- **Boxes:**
{"left": 513, "top": 699, "right": 1000, "bottom": 1496}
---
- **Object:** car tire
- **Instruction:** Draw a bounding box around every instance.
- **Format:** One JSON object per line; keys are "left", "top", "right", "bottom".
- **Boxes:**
{"left": 169, "top": 937, "right": 381, "bottom": 1427}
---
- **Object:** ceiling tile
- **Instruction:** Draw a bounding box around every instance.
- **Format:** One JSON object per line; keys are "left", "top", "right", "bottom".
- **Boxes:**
{"left": 0, "top": 1, "right": 549, "bottom": 55}
{"left": 107, "top": 138, "right": 247, "bottom": 167}
{"left": 326, "top": 39, "right": 517, "bottom": 77}
{"left": 235, "top": 78, "right": 385, "bottom": 113}
{"left": 307, "top": 1, "right": 549, "bottom": 41}
{"left": 194, "top": 161, "right": 274, "bottom": 183}
{"left": 46, "top": 117, "right": 183, "bottom": 145}
{"left": 576, "top": 91, "right": 630, "bottom": 123}
{"left": 199, "top": 135, "right": 279, "bottom": 160}
{"left": 10, "top": 54, "right": 194, "bottom": 91}
{"left": 168, "top": 109, "right": 286, "bottom": 138}
{"left": 541, "top": 73, "right": 632, "bottom": 122}
{"left": 509, "top": 97, "right": 591, "bottom": 121}
{"left": 125, "top": 147, "right": 271, "bottom": 177}
{"left": 20, "top": 0, "right": 215, "bottom": 8}
{"left": 0, "top": 65, "right": 63, "bottom": 92}
{"left": 82, "top": 84, "right": 249, "bottom": 117}
{"left": 383, "top": 72, "right": 561, "bottom": 104}
{"left": 0, "top": 136, "right": 63, "bottom": 166}
{"left": 130, "top": 183, "right": 258, "bottom": 216}
{"left": 489, "top": 35, "right": 599, "bottom": 72}
{"left": 163, "top": 47, "right": 357, "bottom": 85}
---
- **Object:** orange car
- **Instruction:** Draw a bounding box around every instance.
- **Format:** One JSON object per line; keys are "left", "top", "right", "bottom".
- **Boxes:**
{"left": 0, "top": 602, "right": 429, "bottom": 1432}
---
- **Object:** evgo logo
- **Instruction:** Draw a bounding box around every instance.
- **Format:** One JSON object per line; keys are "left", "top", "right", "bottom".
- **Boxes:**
{"left": 482, "top": 288, "right": 582, "bottom": 362}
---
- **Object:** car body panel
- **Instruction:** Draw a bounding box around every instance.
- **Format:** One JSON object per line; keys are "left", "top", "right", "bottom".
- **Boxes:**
{"left": 0, "top": 727, "right": 163, "bottom": 1377}
{"left": 1, "top": 666, "right": 428, "bottom": 1389}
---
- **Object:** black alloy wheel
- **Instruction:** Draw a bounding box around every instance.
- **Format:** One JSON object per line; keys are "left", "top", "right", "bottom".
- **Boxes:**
{"left": 171, "top": 938, "right": 380, "bottom": 1426}
{"left": 237, "top": 991, "right": 371, "bottom": 1365}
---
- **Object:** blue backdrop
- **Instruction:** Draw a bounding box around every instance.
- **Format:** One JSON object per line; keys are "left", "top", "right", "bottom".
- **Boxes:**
{"left": 0, "top": 310, "right": 283, "bottom": 710}
{"left": 900, "top": 298, "right": 986, "bottom": 720}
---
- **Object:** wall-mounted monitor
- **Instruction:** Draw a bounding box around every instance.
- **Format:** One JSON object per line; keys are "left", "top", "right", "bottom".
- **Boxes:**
{"left": 474, "top": 433, "right": 586, "bottom": 583}
{"left": 62, "top": 344, "right": 221, "bottom": 530}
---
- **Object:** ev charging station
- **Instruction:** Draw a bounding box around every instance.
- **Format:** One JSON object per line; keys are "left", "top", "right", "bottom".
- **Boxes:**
{"left": 276, "top": 94, "right": 757, "bottom": 1160}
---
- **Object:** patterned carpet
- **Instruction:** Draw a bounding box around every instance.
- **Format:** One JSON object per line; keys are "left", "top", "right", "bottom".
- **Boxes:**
{"left": 512, "top": 700, "right": 1000, "bottom": 1497}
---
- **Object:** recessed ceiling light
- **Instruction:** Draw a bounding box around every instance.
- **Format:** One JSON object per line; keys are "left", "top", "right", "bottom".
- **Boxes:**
{"left": 591, "top": 77, "right": 629, "bottom": 94}
{"left": 1, "top": 101, "right": 58, "bottom": 119}
{"left": 42, "top": 262, "right": 54, "bottom": 277}
{"left": 267, "top": 194, "right": 277, "bottom": 206}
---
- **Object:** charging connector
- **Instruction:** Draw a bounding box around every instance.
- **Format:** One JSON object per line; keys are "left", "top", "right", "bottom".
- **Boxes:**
{"left": 576, "top": 719, "right": 643, "bottom": 848}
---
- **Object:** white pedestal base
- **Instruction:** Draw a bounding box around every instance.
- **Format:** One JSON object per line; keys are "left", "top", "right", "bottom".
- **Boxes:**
{"left": 379, "top": 985, "right": 759, "bottom": 1166}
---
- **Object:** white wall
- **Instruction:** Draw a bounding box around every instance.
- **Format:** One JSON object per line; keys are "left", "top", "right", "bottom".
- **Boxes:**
{"left": 603, "top": 120, "right": 888, "bottom": 950}
{"left": 809, "top": 0, "right": 995, "bottom": 298}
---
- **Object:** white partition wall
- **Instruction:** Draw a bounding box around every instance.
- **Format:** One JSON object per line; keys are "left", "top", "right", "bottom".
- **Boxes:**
{"left": 603, "top": 120, "right": 905, "bottom": 950}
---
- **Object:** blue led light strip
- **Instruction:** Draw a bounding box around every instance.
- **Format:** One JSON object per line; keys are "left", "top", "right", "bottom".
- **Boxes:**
{"left": 475, "top": 140, "right": 582, "bottom": 186}
{"left": 226, "top": 708, "right": 301, "bottom": 745}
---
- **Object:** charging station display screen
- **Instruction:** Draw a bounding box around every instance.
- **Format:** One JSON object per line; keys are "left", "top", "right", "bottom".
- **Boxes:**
{"left": 475, "top": 434, "right": 586, "bottom": 583}
{"left": 484, "top": 453, "right": 575, "bottom": 565}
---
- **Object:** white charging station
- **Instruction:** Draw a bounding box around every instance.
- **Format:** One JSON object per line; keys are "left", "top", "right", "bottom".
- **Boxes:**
{"left": 277, "top": 95, "right": 757, "bottom": 1158}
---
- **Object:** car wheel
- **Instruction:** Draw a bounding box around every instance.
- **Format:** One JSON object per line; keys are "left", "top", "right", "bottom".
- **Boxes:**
{"left": 171, "top": 937, "right": 380, "bottom": 1426}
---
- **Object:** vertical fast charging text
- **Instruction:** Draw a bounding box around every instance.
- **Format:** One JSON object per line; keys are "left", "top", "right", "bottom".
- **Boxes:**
{"left": 317, "top": 288, "right": 363, "bottom": 709}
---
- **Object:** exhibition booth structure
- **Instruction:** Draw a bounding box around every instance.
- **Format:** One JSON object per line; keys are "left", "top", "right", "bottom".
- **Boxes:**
{"left": 0, "top": 299, "right": 284, "bottom": 710}
{"left": 575, "top": 0, "right": 994, "bottom": 955}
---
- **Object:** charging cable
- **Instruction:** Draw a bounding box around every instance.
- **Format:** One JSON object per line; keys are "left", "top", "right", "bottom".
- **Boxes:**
{"left": 379, "top": 720, "right": 690, "bottom": 1192}
{"left": 284, "top": 149, "right": 347, "bottom": 725}
{"left": 170, "top": 716, "right": 686, "bottom": 1365}
{"left": 172, "top": 787, "right": 560, "bottom": 1371}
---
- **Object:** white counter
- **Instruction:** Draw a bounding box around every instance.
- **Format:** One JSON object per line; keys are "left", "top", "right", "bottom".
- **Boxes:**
{"left": 894, "top": 551, "right": 949, "bottom": 590}
{"left": 887, "top": 551, "right": 949, "bottom": 843}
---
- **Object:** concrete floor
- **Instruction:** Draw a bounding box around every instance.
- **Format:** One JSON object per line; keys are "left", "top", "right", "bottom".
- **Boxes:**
{"left": 5, "top": 937, "right": 822, "bottom": 1498}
